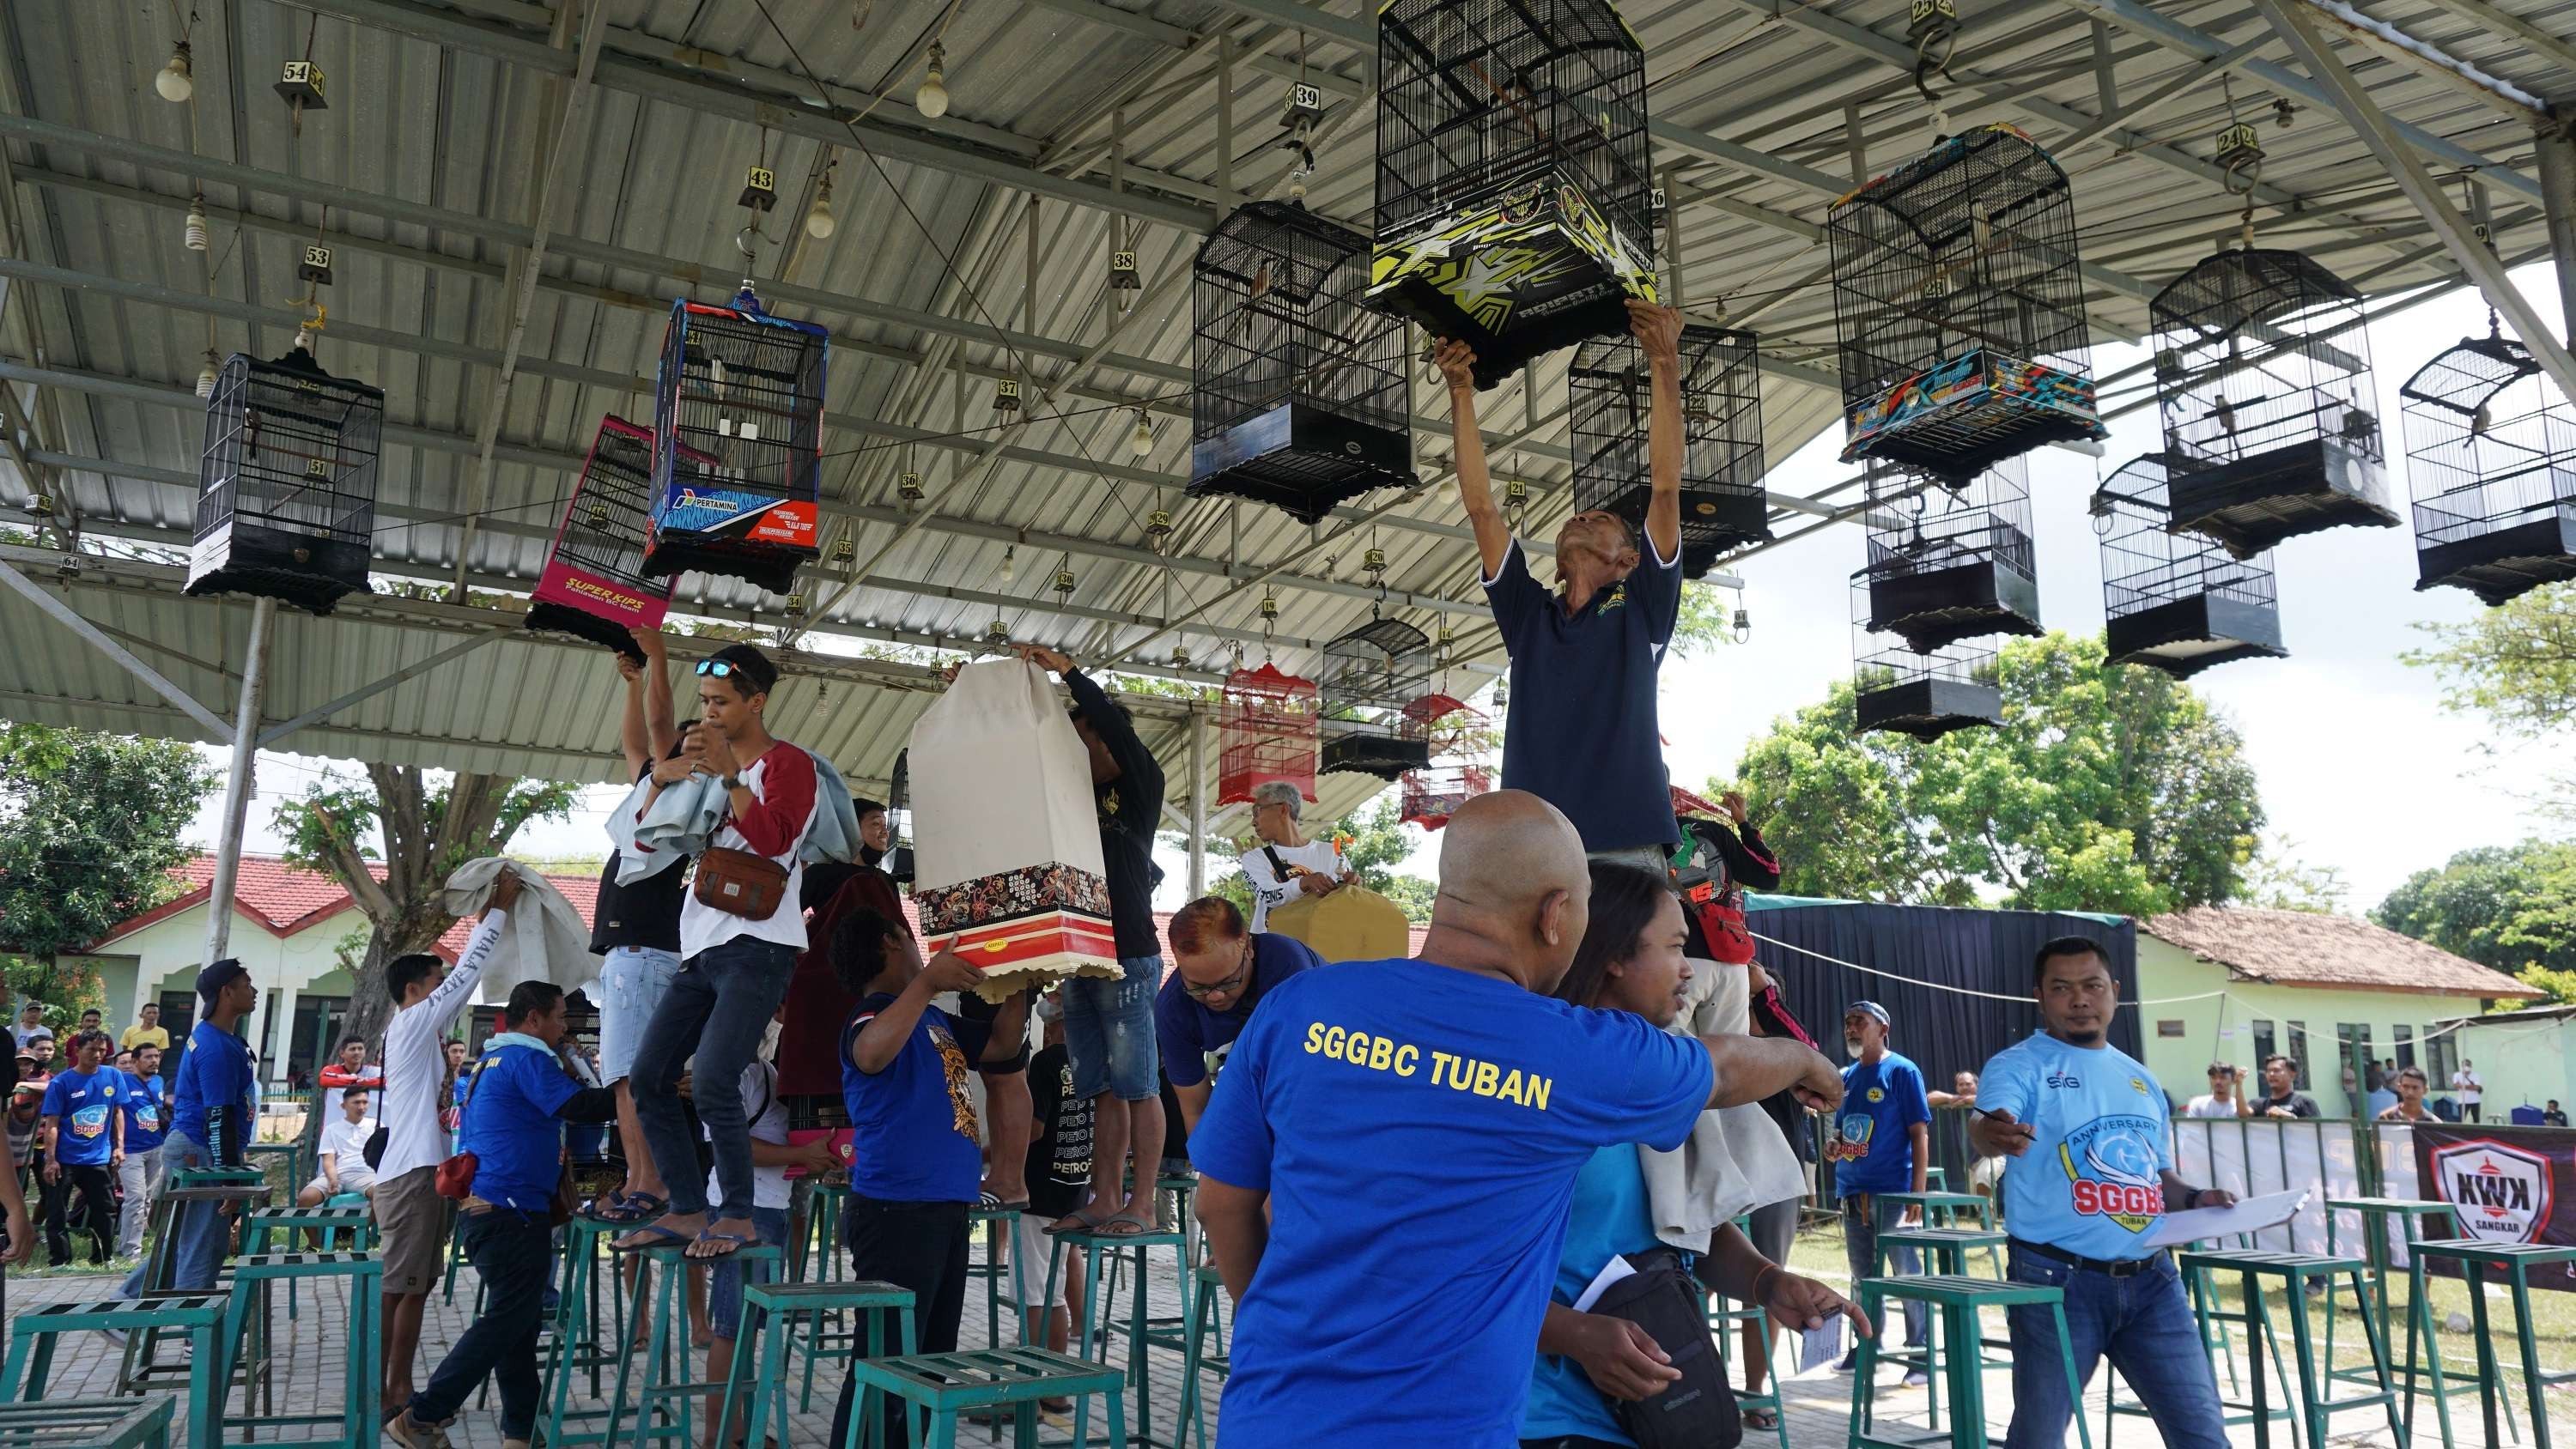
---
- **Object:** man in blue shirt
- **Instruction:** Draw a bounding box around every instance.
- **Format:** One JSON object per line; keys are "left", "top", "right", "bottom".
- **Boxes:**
{"left": 1827, "top": 999, "right": 1931, "bottom": 1376}
{"left": 390, "top": 981, "right": 617, "bottom": 1449}
{"left": 1156, "top": 897, "right": 1323, "bottom": 1134}
{"left": 1971, "top": 937, "right": 2236, "bottom": 1449}
{"left": 1438, "top": 303, "right": 1690, "bottom": 871}
{"left": 114, "top": 1041, "right": 168, "bottom": 1259}
{"left": 1189, "top": 791, "right": 1844, "bottom": 1448}
{"left": 38, "top": 1030, "right": 123, "bottom": 1266}
{"left": 115, "top": 960, "right": 258, "bottom": 1300}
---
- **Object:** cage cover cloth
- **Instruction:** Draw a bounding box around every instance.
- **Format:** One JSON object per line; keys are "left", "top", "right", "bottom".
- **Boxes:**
{"left": 908, "top": 660, "right": 1121, "bottom": 1001}
{"left": 526, "top": 415, "right": 676, "bottom": 660}
{"left": 1264, "top": 884, "right": 1410, "bottom": 963}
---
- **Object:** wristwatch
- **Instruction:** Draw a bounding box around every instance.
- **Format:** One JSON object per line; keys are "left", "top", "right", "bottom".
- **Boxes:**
{"left": 720, "top": 774, "right": 744, "bottom": 791}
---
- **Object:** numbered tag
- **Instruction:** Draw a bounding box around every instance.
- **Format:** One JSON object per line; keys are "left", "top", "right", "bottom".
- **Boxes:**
{"left": 305, "top": 458, "right": 332, "bottom": 478}
{"left": 738, "top": 166, "right": 778, "bottom": 212}
{"left": 276, "top": 59, "right": 327, "bottom": 107}
{"left": 298, "top": 243, "right": 335, "bottom": 286}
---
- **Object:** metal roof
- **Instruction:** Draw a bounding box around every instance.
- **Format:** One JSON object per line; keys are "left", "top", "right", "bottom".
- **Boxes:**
{"left": 0, "top": 0, "right": 2568, "bottom": 815}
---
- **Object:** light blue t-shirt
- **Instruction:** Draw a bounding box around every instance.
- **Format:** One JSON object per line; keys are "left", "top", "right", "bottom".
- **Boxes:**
{"left": 1518, "top": 1144, "right": 1656, "bottom": 1446}
{"left": 1978, "top": 1031, "right": 2174, "bottom": 1260}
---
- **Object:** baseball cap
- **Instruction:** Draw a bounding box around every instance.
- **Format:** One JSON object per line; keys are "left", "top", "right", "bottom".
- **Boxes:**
{"left": 197, "top": 958, "right": 251, "bottom": 1001}
{"left": 1845, "top": 1000, "right": 1891, "bottom": 1028}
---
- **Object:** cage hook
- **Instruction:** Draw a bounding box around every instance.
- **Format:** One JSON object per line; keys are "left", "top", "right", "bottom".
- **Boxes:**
{"left": 1906, "top": 0, "right": 1959, "bottom": 104}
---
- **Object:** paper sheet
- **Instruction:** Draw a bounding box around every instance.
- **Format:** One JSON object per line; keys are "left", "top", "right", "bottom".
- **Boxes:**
{"left": 1571, "top": 1255, "right": 1637, "bottom": 1313}
{"left": 2145, "top": 1186, "right": 2312, "bottom": 1248}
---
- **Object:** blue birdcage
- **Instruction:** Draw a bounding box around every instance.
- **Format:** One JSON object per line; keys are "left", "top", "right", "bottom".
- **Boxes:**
{"left": 642, "top": 286, "right": 830, "bottom": 595}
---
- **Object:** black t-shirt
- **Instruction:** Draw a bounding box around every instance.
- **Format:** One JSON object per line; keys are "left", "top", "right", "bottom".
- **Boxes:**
{"left": 1066, "top": 670, "right": 1165, "bottom": 960}
{"left": 591, "top": 767, "right": 688, "bottom": 955}
{"left": 2260, "top": 1091, "right": 2321, "bottom": 1119}
{"left": 1023, "top": 1044, "right": 1095, "bottom": 1221}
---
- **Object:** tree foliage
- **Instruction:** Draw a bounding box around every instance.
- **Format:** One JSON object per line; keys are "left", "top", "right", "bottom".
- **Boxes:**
{"left": 2403, "top": 582, "right": 2576, "bottom": 740}
{"left": 2372, "top": 840, "right": 2576, "bottom": 981}
{"left": 1725, "top": 633, "right": 2265, "bottom": 916}
{"left": 1198, "top": 794, "right": 1441, "bottom": 925}
{"left": 0, "top": 723, "right": 216, "bottom": 1003}
{"left": 2237, "top": 834, "right": 2352, "bottom": 915}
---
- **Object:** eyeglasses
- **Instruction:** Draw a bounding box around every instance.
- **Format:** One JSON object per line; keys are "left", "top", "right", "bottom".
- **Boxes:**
{"left": 1180, "top": 939, "right": 1255, "bottom": 1001}
{"left": 695, "top": 659, "right": 739, "bottom": 678}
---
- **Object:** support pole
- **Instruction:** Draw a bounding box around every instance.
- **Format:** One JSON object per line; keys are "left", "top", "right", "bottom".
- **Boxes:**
{"left": 2539, "top": 121, "right": 2576, "bottom": 349}
{"left": 1188, "top": 705, "right": 1209, "bottom": 900}
{"left": 204, "top": 597, "right": 276, "bottom": 964}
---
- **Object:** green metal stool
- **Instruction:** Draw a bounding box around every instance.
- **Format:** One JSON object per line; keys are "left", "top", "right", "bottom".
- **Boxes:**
{"left": 605, "top": 1243, "right": 784, "bottom": 1449}
{"left": 730, "top": 1280, "right": 917, "bottom": 1440}
{"left": 2323, "top": 1197, "right": 2488, "bottom": 1415}
{"left": 1050, "top": 1223, "right": 1192, "bottom": 1449}
{"left": 849, "top": 1347, "right": 1126, "bottom": 1449}
{"left": 2177, "top": 1247, "right": 2403, "bottom": 1449}
{"left": 245, "top": 1141, "right": 305, "bottom": 1197}
{"left": 2099, "top": 1253, "right": 2292, "bottom": 1449}
{"left": 1879, "top": 1226, "right": 2009, "bottom": 1280}
{"left": 1176, "top": 1264, "right": 1233, "bottom": 1449}
{"left": 1874, "top": 1190, "right": 1995, "bottom": 1230}
{"left": 216, "top": 1251, "right": 381, "bottom": 1449}
{"left": 1848, "top": 1274, "right": 2090, "bottom": 1449}
{"left": 791, "top": 1179, "right": 846, "bottom": 1283}
{"left": 2408, "top": 1238, "right": 2576, "bottom": 1449}
{"left": 2, "top": 1298, "right": 228, "bottom": 1449}
{"left": 538, "top": 1217, "right": 639, "bottom": 1449}
{"left": 1702, "top": 1285, "right": 1789, "bottom": 1449}
{"left": 967, "top": 1203, "right": 1031, "bottom": 1349}
{"left": 241, "top": 1205, "right": 375, "bottom": 1320}
{"left": 0, "top": 1396, "right": 179, "bottom": 1449}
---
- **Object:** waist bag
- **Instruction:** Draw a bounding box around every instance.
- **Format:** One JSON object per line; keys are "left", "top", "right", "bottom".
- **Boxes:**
{"left": 695, "top": 846, "right": 789, "bottom": 919}
{"left": 1593, "top": 1246, "right": 1741, "bottom": 1449}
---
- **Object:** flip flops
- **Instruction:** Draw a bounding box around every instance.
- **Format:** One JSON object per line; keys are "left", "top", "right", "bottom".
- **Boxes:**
{"left": 1042, "top": 1203, "right": 1115, "bottom": 1236}
{"left": 588, "top": 1191, "right": 668, "bottom": 1225}
{"left": 685, "top": 1228, "right": 759, "bottom": 1261}
{"left": 978, "top": 1190, "right": 1033, "bottom": 1211}
{"left": 609, "top": 1223, "right": 694, "bottom": 1254}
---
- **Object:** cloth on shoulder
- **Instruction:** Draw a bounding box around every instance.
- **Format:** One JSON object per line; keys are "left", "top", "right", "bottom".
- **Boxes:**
{"left": 612, "top": 749, "right": 863, "bottom": 886}
{"left": 1637, "top": 955, "right": 1806, "bottom": 1253}
{"left": 440, "top": 858, "right": 595, "bottom": 993}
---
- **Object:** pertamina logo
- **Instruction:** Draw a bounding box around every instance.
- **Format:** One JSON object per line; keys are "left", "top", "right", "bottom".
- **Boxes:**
{"left": 2432, "top": 1139, "right": 2554, "bottom": 1246}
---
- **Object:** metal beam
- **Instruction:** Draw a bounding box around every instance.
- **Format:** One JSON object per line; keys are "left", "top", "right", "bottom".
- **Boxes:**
{"left": 2284, "top": 0, "right": 2548, "bottom": 119}
{"left": 201, "top": 597, "right": 274, "bottom": 962}
{"left": 0, "top": 556, "right": 234, "bottom": 741}
{"left": 2540, "top": 123, "right": 2576, "bottom": 349}
{"left": 2410, "top": 0, "right": 2576, "bottom": 85}
{"left": 254, "top": 626, "right": 514, "bottom": 749}
{"left": 2256, "top": 0, "right": 2576, "bottom": 403}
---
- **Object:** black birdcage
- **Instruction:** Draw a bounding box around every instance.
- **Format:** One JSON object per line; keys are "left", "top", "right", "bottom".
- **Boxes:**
{"left": 1364, "top": 0, "right": 1657, "bottom": 389}
{"left": 642, "top": 287, "right": 830, "bottom": 594}
{"left": 1826, "top": 124, "right": 2104, "bottom": 486}
{"left": 1851, "top": 575, "right": 2002, "bottom": 740}
{"left": 1191, "top": 202, "right": 1416, "bottom": 524}
{"left": 1317, "top": 617, "right": 1439, "bottom": 779}
{"left": 2399, "top": 328, "right": 2576, "bottom": 605}
{"left": 2093, "top": 453, "right": 2286, "bottom": 678}
{"left": 1861, "top": 458, "right": 2041, "bottom": 654}
{"left": 1570, "top": 324, "right": 1770, "bottom": 577}
{"left": 2150, "top": 247, "right": 2395, "bottom": 557}
{"left": 526, "top": 417, "right": 677, "bottom": 662}
{"left": 186, "top": 347, "right": 382, "bottom": 615}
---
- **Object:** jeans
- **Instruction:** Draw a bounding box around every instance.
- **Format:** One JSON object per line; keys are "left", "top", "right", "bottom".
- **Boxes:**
{"left": 2002, "top": 1247, "right": 2228, "bottom": 1449}
{"left": 829, "top": 1196, "right": 969, "bottom": 1449}
{"left": 411, "top": 1209, "right": 555, "bottom": 1439}
{"left": 44, "top": 1161, "right": 116, "bottom": 1266}
{"left": 1840, "top": 1195, "right": 1927, "bottom": 1348}
{"left": 116, "top": 1144, "right": 165, "bottom": 1258}
{"left": 116, "top": 1131, "right": 228, "bottom": 1294}
{"left": 631, "top": 937, "right": 798, "bottom": 1217}
{"left": 707, "top": 1205, "right": 790, "bottom": 1340}
{"left": 598, "top": 945, "right": 683, "bottom": 1084}
{"left": 1064, "top": 954, "right": 1161, "bottom": 1102}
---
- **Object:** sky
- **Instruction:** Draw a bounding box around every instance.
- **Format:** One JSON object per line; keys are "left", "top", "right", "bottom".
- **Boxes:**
{"left": 185, "top": 263, "right": 2571, "bottom": 918}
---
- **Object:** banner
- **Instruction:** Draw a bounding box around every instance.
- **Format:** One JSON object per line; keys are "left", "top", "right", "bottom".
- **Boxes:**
{"left": 2411, "top": 1124, "right": 2576, "bottom": 1291}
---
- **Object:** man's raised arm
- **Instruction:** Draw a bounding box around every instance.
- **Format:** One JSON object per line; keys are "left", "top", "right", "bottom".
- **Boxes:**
{"left": 1435, "top": 340, "right": 1512, "bottom": 579}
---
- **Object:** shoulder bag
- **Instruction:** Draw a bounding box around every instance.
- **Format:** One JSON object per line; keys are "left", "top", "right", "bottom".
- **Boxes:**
{"left": 696, "top": 846, "right": 790, "bottom": 919}
{"left": 1589, "top": 1246, "right": 1741, "bottom": 1449}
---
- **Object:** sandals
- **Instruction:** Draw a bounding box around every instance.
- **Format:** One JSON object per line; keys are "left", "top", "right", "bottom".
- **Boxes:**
{"left": 609, "top": 1224, "right": 695, "bottom": 1254}
{"left": 1741, "top": 1406, "right": 1779, "bottom": 1431}
{"left": 1042, "top": 1204, "right": 1115, "bottom": 1236}
{"left": 1091, "top": 1209, "right": 1155, "bottom": 1238}
{"left": 588, "top": 1191, "right": 669, "bottom": 1225}
{"left": 978, "top": 1190, "right": 1033, "bottom": 1211}
{"left": 685, "top": 1228, "right": 759, "bottom": 1260}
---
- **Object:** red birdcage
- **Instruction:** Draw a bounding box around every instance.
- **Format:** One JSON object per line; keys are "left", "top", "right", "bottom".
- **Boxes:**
{"left": 1218, "top": 664, "right": 1320, "bottom": 804}
{"left": 1402, "top": 692, "right": 1483, "bottom": 753}
{"left": 1401, "top": 765, "right": 1492, "bottom": 831}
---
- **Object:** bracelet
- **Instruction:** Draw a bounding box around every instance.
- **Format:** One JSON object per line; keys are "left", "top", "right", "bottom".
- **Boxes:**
{"left": 1749, "top": 1264, "right": 1782, "bottom": 1303}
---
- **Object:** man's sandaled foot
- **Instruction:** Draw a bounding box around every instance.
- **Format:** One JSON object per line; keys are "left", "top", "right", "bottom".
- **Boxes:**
{"left": 1093, "top": 1208, "right": 1155, "bottom": 1237}
{"left": 685, "top": 1222, "right": 758, "bottom": 1260}
{"left": 1042, "top": 1203, "right": 1114, "bottom": 1235}
{"left": 612, "top": 1222, "right": 696, "bottom": 1253}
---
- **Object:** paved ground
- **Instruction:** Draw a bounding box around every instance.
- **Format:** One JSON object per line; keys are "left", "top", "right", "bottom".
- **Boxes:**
{"left": 9, "top": 1222, "right": 2574, "bottom": 1447}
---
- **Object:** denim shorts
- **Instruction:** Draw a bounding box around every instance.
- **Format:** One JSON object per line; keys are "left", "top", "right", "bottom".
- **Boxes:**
{"left": 1065, "top": 953, "right": 1162, "bottom": 1102}
{"left": 598, "top": 944, "right": 683, "bottom": 1083}
{"left": 707, "top": 1204, "right": 791, "bottom": 1341}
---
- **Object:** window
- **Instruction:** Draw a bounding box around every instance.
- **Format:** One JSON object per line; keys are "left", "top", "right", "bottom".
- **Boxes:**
{"left": 2252, "top": 1020, "right": 2277, "bottom": 1070}
{"left": 2287, "top": 1022, "right": 2310, "bottom": 1088}
{"left": 2426, "top": 1030, "right": 2459, "bottom": 1089}
{"left": 2394, "top": 1026, "right": 2416, "bottom": 1070}
{"left": 287, "top": 994, "right": 351, "bottom": 1088}
{"left": 2337, "top": 1023, "right": 2376, "bottom": 1090}
{"left": 155, "top": 991, "right": 196, "bottom": 1081}
{"left": 2158, "top": 1019, "right": 2186, "bottom": 1038}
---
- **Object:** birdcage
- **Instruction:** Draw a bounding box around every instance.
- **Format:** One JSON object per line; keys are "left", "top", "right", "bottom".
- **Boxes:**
{"left": 2150, "top": 247, "right": 2394, "bottom": 557}
{"left": 1571, "top": 324, "right": 1770, "bottom": 577}
{"left": 1365, "top": 0, "right": 1657, "bottom": 388}
{"left": 1861, "top": 458, "right": 2040, "bottom": 654}
{"left": 1218, "top": 664, "right": 1321, "bottom": 804}
{"left": 2399, "top": 328, "right": 2576, "bottom": 605}
{"left": 524, "top": 416, "right": 677, "bottom": 660}
{"left": 1827, "top": 124, "right": 2103, "bottom": 486}
{"left": 641, "top": 287, "right": 830, "bottom": 593}
{"left": 1191, "top": 202, "right": 1416, "bottom": 524}
{"left": 1315, "top": 620, "right": 1441, "bottom": 778}
{"left": 1401, "top": 764, "right": 1493, "bottom": 831}
{"left": 1851, "top": 575, "right": 2002, "bottom": 740}
{"left": 186, "top": 347, "right": 381, "bottom": 615}
{"left": 2093, "top": 453, "right": 2285, "bottom": 678}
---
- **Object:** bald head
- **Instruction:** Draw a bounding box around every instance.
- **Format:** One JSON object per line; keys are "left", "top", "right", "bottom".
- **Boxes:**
{"left": 1421, "top": 791, "right": 1594, "bottom": 992}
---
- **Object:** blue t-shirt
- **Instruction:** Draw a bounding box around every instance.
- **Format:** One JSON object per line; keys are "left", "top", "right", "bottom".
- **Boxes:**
{"left": 1978, "top": 1031, "right": 2175, "bottom": 1261}
{"left": 1830, "top": 1052, "right": 1931, "bottom": 1196}
{"left": 120, "top": 1070, "right": 167, "bottom": 1153}
{"left": 1155, "top": 931, "right": 1326, "bottom": 1089}
{"left": 169, "top": 1019, "right": 253, "bottom": 1155}
{"left": 1188, "top": 959, "right": 1713, "bottom": 1449}
{"left": 459, "top": 1042, "right": 580, "bottom": 1213}
{"left": 840, "top": 992, "right": 993, "bottom": 1204}
{"left": 1519, "top": 1144, "right": 1658, "bottom": 1446}
{"left": 41, "top": 1066, "right": 123, "bottom": 1167}
{"left": 1485, "top": 537, "right": 1684, "bottom": 852}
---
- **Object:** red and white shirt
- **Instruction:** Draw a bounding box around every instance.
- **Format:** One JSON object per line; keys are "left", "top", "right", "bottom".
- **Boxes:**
{"left": 680, "top": 742, "right": 821, "bottom": 961}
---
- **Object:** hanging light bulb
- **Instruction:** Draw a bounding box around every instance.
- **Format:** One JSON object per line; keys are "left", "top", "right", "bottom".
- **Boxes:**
{"left": 184, "top": 195, "right": 210, "bottom": 252}
{"left": 915, "top": 42, "right": 951, "bottom": 119}
{"left": 155, "top": 42, "right": 194, "bottom": 103}
{"left": 805, "top": 173, "right": 836, "bottom": 240}
{"left": 196, "top": 350, "right": 220, "bottom": 400}
{"left": 1127, "top": 409, "right": 1155, "bottom": 458}
{"left": 999, "top": 544, "right": 1017, "bottom": 585}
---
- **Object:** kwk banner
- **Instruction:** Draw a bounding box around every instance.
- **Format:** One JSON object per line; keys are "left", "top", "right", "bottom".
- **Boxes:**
{"left": 2410, "top": 1124, "right": 2576, "bottom": 1291}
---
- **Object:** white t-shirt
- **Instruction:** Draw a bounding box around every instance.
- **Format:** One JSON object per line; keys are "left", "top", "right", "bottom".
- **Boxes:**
{"left": 2453, "top": 1070, "right": 2482, "bottom": 1103}
{"left": 1236, "top": 839, "right": 1344, "bottom": 934}
{"left": 319, "top": 1114, "right": 380, "bottom": 1182}
{"left": 677, "top": 744, "right": 821, "bottom": 961}
{"left": 2182, "top": 1094, "right": 2240, "bottom": 1119}
{"left": 319, "top": 1067, "right": 384, "bottom": 1129}
{"left": 704, "top": 1060, "right": 790, "bottom": 1212}
{"left": 377, "top": 910, "right": 504, "bottom": 1184}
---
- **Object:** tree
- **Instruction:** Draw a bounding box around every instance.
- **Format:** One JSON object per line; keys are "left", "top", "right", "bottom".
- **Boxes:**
{"left": 2238, "top": 834, "right": 2352, "bottom": 915}
{"left": 0, "top": 723, "right": 216, "bottom": 1007}
{"left": 2404, "top": 583, "right": 2576, "bottom": 815}
{"left": 273, "top": 765, "right": 579, "bottom": 1055}
{"left": 2372, "top": 840, "right": 2576, "bottom": 979}
{"left": 1725, "top": 633, "right": 2266, "bottom": 916}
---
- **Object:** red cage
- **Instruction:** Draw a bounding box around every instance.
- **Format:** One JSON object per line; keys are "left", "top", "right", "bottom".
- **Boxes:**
{"left": 1400, "top": 765, "right": 1492, "bottom": 831}
{"left": 1218, "top": 664, "right": 1320, "bottom": 805}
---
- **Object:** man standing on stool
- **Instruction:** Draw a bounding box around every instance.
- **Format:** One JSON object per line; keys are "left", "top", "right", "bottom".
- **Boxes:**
{"left": 1829, "top": 1001, "right": 1929, "bottom": 1384}
{"left": 1970, "top": 937, "right": 2235, "bottom": 1449}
